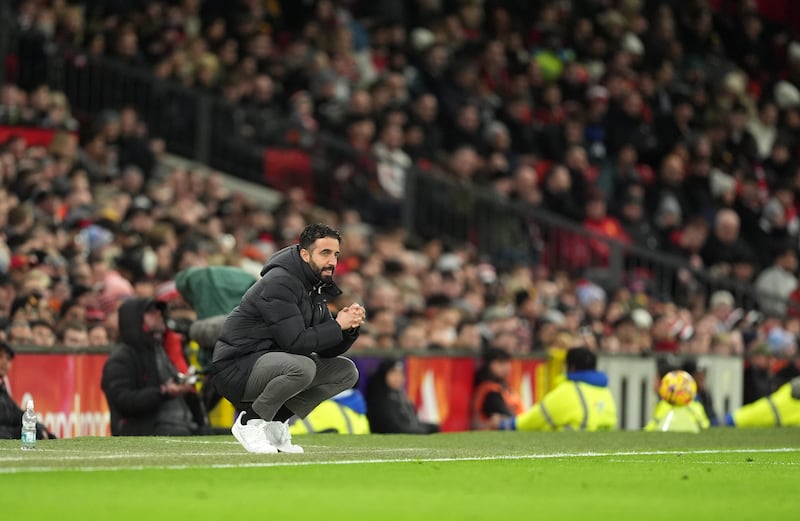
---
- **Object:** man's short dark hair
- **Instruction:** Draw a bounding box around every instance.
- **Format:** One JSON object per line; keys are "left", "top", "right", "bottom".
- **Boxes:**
{"left": 299, "top": 223, "right": 341, "bottom": 251}
{"left": 566, "top": 347, "right": 597, "bottom": 372}
{"left": 483, "top": 347, "right": 512, "bottom": 365}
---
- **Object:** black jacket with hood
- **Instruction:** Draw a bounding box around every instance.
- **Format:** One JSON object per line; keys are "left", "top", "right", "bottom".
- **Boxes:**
{"left": 209, "top": 245, "right": 359, "bottom": 407}
{"left": 0, "top": 383, "right": 53, "bottom": 440}
{"left": 101, "top": 297, "right": 203, "bottom": 436}
{"left": 365, "top": 359, "right": 438, "bottom": 434}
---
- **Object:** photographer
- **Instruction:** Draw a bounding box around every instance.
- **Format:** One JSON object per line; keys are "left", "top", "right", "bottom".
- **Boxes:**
{"left": 101, "top": 297, "right": 207, "bottom": 436}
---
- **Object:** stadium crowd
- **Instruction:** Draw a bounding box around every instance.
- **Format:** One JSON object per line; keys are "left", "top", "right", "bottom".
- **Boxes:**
{"left": 1, "top": 0, "right": 800, "bottom": 411}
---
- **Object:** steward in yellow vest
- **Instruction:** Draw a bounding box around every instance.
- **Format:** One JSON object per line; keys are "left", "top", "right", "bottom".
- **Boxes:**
{"left": 725, "top": 377, "right": 800, "bottom": 427}
{"left": 498, "top": 348, "right": 617, "bottom": 431}
{"left": 289, "top": 389, "right": 370, "bottom": 435}
{"left": 645, "top": 400, "right": 710, "bottom": 433}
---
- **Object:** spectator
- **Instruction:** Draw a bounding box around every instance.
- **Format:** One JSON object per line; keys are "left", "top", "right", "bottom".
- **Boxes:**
{"left": 59, "top": 320, "right": 89, "bottom": 348}
{"left": 582, "top": 189, "right": 631, "bottom": 265}
{"left": 754, "top": 243, "right": 799, "bottom": 318}
{"left": 701, "top": 209, "right": 755, "bottom": 277}
{"left": 101, "top": 298, "right": 205, "bottom": 436}
{"left": 365, "top": 359, "right": 438, "bottom": 434}
{"left": 616, "top": 184, "right": 659, "bottom": 250}
{"left": 29, "top": 320, "right": 55, "bottom": 347}
{"left": 471, "top": 347, "right": 522, "bottom": 430}
{"left": 88, "top": 324, "right": 110, "bottom": 347}
{"left": 6, "top": 320, "right": 33, "bottom": 345}
{"left": 0, "top": 341, "right": 55, "bottom": 439}
{"left": 749, "top": 99, "right": 779, "bottom": 160}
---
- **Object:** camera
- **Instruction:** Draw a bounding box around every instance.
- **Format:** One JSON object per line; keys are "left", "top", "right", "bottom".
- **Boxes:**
{"left": 166, "top": 316, "right": 194, "bottom": 335}
{"left": 175, "top": 371, "right": 199, "bottom": 385}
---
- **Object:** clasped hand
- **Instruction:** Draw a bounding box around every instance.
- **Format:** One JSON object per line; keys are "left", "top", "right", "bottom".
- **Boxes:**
{"left": 336, "top": 303, "right": 366, "bottom": 330}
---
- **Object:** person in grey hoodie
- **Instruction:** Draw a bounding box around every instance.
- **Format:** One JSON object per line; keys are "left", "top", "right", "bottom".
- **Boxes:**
{"left": 754, "top": 242, "right": 798, "bottom": 318}
{"left": 209, "top": 224, "right": 364, "bottom": 453}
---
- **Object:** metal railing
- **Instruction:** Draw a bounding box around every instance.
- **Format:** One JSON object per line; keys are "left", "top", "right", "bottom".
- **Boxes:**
{"left": 3, "top": 27, "right": 786, "bottom": 312}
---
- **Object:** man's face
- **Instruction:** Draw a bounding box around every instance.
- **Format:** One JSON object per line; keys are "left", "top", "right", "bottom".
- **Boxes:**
{"left": 32, "top": 325, "right": 55, "bottom": 347}
{"left": 63, "top": 328, "right": 89, "bottom": 348}
{"left": 88, "top": 326, "right": 109, "bottom": 346}
{"left": 143, "top": 308, "right": 166, "bottom": 335}
{"left": 0, "top": 350, "right": 11, "bottom": 379}
{"left": 301, "top": 237, "right": 340, "bottom": 281}
{"left": 490, "top": 359, "right": 512, "bottom": 380}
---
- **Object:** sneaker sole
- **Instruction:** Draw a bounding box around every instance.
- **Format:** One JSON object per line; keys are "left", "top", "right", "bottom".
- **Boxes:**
{"left": 274, "top": 445, "right": 304, "bottom": 454}
{"left": 231, "top": 424, "right": 277, "bottom": 454}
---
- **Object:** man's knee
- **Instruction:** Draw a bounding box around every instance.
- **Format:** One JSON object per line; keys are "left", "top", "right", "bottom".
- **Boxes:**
{"left": 291, "top": 355, "right": 317, "bottom": 387}
{"left": 334, "top": 357, "right": 359, "bottom": 388}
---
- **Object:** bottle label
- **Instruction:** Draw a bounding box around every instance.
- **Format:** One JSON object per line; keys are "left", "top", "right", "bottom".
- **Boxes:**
{"left": 22, "top": 431, "right": 36, "bottom": 444}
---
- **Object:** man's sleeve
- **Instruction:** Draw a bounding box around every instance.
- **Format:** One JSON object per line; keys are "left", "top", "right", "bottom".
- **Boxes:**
{"left": 101, "top": 353, "right": 163, "bottom": 417}
{"left": 318, "top": 327, "right": 359, "bottom": 358}
{"left": 482, "top": 391, "right": 512, "bottom": 417}
{"left": 512, "top": 385, "right": 572, "bottom": 431}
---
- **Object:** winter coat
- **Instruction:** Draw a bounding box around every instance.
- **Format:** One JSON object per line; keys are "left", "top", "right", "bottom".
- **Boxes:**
{"left": 0, "top": 382, "right": 52, "bottom": 440}
{"left": 209, "top": 245, "right": 358, "bottom": 408}
{"left": 101, "top": 297, "right": 203, "bottom": 436}
{"left": 365, "top": 360, "right": 438, "bottom": 434}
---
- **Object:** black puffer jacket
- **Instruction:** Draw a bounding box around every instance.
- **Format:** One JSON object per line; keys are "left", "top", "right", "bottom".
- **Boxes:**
{"left": 101, "top": 297, "right": 202, "bottom": 436}
{"left": 209, "top": 245, "right": 358, "bottom": 407}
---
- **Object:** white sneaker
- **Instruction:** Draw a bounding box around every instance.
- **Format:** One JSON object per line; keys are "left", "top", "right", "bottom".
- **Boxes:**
{"left": 231, "top": 412, "right": 278, "bottom": 454}
{"left": 263, "top": 421, "right": 304, "bottom": 453}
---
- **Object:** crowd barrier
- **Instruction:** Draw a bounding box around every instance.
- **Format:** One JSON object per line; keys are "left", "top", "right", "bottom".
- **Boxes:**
{"left": 7, "top": 350, "right": 743, "bottom": 438}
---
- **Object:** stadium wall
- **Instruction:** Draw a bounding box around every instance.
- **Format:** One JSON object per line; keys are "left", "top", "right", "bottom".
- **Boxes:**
{"left": 7, "top": 350, "right": 743, "bottom": 437}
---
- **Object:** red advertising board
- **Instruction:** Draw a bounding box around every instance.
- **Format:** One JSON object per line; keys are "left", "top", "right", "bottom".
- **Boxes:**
{"left": 6, "top": 352, "right": 548, "bottom": 437}
{"left": 406, "top": 356, "right": 477, "bottom": 432}
{"left": 6, "top": 353, "right": 110, "bottom": 438}
{"left": 509, "top": 358, "right": 548, "bottom": 410}
{"left": 405, "top": 356, "right": 549, "bottom": 432}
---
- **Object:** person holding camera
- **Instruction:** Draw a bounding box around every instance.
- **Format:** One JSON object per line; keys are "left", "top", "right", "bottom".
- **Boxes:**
{"left": 101, "top": 297, "right": 207, "bottom": 436}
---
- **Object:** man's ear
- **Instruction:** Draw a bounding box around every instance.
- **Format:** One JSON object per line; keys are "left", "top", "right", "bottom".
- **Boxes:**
{"left": 300, "top": 248, "right": 310, "bottom": 262}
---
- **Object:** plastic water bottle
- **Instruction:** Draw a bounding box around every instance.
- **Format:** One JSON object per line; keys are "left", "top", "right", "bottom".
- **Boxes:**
{"left": 21, "top": 400, "right": 37, "bottom": 450}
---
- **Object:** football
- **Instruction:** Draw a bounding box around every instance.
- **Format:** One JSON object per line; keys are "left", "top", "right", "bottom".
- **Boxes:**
{"left": 658, "top": 370, "right": 698, "bottom": 406}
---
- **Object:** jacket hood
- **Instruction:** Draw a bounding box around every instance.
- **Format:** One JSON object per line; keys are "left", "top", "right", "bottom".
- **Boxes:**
{"left": 366, "top": 359, "right": 403, "bottom": 399}
{"left": 118, "top": 297, "right": 164, "bottom": 348}
{"left": 261, "top": 245, "right": 342, "bottom": 296}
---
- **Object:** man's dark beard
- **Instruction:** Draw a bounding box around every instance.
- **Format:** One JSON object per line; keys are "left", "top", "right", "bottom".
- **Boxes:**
{"left": 309, "top": 259, "right": 334, "bottom": 281}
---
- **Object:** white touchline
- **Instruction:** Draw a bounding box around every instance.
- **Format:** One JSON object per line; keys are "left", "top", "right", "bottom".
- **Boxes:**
{"left": 607, "top": 459, "right": 800, "bottom": 465}
{"left": 0, "top": 447, "right": 798, "bottom": 474}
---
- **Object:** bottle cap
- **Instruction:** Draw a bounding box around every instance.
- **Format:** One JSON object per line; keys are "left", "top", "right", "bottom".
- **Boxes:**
{"left": 27, "top": 400, "right": 34, "bottom": 409}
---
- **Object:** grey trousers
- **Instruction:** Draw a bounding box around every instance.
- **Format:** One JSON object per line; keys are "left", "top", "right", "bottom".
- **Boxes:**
{"left": 242, "top": 352, "right": 359, "bottom": 421}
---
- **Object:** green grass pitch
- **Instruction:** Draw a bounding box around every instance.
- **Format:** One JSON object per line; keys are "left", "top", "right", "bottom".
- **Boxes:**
{"left": 2, "top": 429, "right": 798, "bottom": 520}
